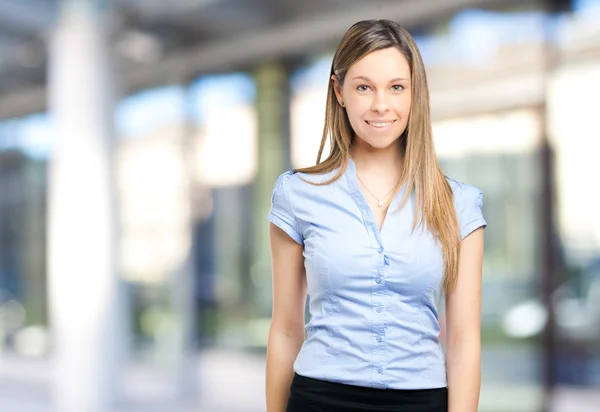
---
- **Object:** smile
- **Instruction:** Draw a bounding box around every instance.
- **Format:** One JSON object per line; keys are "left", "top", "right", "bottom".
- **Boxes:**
{"left": 365, "top": 120, "right": 396, "bottom": 130}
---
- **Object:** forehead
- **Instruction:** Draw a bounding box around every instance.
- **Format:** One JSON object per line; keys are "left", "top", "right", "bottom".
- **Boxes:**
{"left": 347, "top": 47, "right": 410, "bottom": 81}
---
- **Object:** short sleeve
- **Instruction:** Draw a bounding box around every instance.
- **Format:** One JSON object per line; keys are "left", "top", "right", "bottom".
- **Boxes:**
{"left": 269, "top": 171, "right": 304, "bottom": 245}
{"left": 454, "top": 182, "right": 487, "bottom": 240}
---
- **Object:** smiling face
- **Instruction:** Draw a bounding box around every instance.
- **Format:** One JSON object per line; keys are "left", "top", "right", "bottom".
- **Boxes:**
{"left": 332, "top": 47, "right": 412, "bottom": 150}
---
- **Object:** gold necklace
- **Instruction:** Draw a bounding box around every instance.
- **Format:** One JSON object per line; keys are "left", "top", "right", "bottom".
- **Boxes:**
{"left": 356, "top": 174, "right": 399, "bottom": 207}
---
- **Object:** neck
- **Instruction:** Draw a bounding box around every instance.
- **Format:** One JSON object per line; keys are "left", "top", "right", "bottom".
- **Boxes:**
{"left": 350, "top": 139, "right": 403, "bottom": 179}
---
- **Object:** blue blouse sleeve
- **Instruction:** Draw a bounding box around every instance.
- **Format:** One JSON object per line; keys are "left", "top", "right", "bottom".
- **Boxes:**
{"left": 269, "top": 171, "right": 304, "bottom": 245}
{"left": 454, "top": 182, "right": 487, "bottom": 240}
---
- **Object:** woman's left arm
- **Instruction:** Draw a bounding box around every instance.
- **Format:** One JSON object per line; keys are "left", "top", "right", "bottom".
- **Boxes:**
{"left": 445, "top": 227, "right": 485, "bottom": 412}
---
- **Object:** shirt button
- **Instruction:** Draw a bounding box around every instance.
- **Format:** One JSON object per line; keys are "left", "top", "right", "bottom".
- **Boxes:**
{"left": 376, "top": 336, "right": 383, "bottom": 343}
{"left": 329, "top": 330, "right": 335, "bottom": 337}
{"left": 376, "top": 306, "right": 383, "bottom": 313}
{"left": 375, "top": 277, "right": 382, "bottom": 284}
{"left": 376, "top": 366, "right": 383, "bottom": 374}
{"left": 377, "top": 247, "right": 384, "bottom": 254}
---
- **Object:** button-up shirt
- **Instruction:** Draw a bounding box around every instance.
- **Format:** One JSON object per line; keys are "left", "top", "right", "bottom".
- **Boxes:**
{"left": 268, "top": 158, "right": 487, "bottom": 390}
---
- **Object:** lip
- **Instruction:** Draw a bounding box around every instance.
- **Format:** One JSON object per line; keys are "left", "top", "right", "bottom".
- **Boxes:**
{"left": 365, "top": 119, "right": 396, "bottom": 131}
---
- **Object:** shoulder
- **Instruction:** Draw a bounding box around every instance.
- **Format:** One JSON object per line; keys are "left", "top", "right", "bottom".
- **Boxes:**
{"left": 273, "top": 168, "right": 340, "bottom": 197}
{"left": 446, "top": 176, "right": 484, "bottom": 205}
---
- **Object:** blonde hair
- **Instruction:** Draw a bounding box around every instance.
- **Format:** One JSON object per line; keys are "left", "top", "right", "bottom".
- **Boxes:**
{"left": 295, "top": 19, "right": 461, "bottom": 294}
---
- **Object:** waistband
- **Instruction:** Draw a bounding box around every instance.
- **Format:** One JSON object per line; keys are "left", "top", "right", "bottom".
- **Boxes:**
{"left": 290, "top": 373, "right": 447, "bottom": 411}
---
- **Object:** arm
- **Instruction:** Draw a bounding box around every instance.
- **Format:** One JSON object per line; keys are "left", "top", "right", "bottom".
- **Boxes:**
{"left": 445, "top": 227, "right": 485, "bottom": 412}
{"left": 266, "top": 223, "right": 307, "bottom": 412}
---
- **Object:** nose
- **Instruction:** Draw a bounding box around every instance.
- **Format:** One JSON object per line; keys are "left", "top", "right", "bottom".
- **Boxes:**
{"left": 370, "top": 90, "right": 390, "bottom": 113}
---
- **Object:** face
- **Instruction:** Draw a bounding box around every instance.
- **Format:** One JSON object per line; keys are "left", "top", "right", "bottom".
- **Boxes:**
{"left": 332, "top": 47, "right": 412, "bottom": 150}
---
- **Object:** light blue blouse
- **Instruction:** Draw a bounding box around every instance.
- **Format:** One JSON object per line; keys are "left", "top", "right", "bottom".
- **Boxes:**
{"left": 268, "top": 158, "right": 487, "bottom": 390}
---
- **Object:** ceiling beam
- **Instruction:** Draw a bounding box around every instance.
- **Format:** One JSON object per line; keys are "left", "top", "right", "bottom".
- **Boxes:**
{"left": 124, "top": 0, "right": 508, "bottom": 88}
{"left": 0, "top": 0, "right": 508, "bottom": 119}
{"left": 0, "top": 0, "right": 54, "bottom": 36}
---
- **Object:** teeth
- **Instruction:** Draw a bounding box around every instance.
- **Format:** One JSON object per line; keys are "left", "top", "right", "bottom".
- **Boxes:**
{"left": 368, "top": 121, "right": 393, "bottom": 127}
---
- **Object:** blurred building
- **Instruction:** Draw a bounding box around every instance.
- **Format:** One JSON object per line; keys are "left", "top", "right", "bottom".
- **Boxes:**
{"left": 0, "top": 150, "right": 47, "bottom": 328}
{"left": 0, "top": 0, "right": 599, "bottom": 411}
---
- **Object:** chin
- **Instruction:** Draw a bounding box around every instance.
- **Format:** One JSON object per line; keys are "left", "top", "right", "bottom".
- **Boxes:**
{"left": 359, "top": 130, "right": 404, "bottom": 150}
{"left": 358, "top": 138, "right": 395, "bottom": 151}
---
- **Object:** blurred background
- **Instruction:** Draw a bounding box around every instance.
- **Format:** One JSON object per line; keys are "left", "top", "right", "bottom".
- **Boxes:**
{"left": 0, "top": 0, "right": 598, "bottom": 411}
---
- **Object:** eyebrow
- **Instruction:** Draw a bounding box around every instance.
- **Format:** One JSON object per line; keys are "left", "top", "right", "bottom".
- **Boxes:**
{"left": 352, "top": 76, "right": 409, "bottom": 82}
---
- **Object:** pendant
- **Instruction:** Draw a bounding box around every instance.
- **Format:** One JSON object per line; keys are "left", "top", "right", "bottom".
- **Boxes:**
{"left": 377, "top": 200, "right": 383, "bottom": 207}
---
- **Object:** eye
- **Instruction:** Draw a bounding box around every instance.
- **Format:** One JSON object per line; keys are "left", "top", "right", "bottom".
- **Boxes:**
{"left": 391, "top": 85, "right": 404, "bottom": 91}
{"left": 356, "top": 85, "right": 371, "bottom": 92}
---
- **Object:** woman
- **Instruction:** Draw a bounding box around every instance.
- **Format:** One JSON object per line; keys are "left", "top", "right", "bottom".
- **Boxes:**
{"left": 266, "top": 19, "right": 486, "bottom": 412}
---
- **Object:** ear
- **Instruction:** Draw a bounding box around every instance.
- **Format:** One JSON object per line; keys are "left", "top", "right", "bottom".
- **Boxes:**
{"left": 330, "top": 75, "right": 344, "bottom": 107}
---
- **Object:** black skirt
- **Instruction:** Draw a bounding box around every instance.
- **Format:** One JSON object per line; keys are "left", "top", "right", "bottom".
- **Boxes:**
{"left": 287, "top": 373, "right": 447, "bottom": 412}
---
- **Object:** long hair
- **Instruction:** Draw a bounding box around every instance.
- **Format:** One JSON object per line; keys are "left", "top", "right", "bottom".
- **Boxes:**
{"left": 295, "top": 19, "right": 461, "bottom": 295}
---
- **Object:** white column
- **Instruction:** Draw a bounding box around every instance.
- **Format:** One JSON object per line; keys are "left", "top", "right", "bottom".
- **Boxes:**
{"left": 48, "top": 1, "right": 124, "bottom": 411}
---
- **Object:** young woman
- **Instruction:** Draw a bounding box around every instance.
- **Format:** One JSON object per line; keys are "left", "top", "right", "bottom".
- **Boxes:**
{"left": 266, "top": 19, "right": 486, "bottom": 412}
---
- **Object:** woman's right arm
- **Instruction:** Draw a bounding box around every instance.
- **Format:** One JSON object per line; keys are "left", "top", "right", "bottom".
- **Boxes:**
{"left": 265, "top": 223, "right": 307, "bottom": 412}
